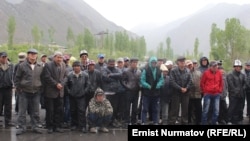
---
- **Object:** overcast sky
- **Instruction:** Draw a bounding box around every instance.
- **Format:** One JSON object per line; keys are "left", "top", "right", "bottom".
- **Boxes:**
{"left": 83, "top": 0, "right": 250, "bottom": 30}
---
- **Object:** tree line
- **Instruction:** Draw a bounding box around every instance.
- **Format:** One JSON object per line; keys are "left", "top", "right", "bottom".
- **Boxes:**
{"left": 2, "top": 16, "right": 250, "bottom": 72}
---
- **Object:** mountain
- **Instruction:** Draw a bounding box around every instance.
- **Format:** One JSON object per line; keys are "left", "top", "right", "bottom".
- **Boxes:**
{"left": 132, "top": 3, "right": 250, "bottom": 57}
{"left": 0, "top": 0, "right": 131, "bottom": 45}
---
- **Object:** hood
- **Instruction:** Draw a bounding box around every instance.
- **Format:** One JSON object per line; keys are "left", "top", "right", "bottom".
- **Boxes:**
{"left": 148, "top": 56, "right": 157, "bottom": 69}
{"left": 199, "top": 56, "right": 209, "bottom": 67}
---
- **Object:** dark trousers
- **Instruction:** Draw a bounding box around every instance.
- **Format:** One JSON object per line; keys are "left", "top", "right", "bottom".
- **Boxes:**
{"left": 168, "top": 93, "right": 189, "bottom": 125}
{"left": 124, "top": 90, "right": 139, "bottom": 124}
{"left": 141, "top": 95, "right": 160, "bottom": 124}
{"left": 88, "top": 113, "right": 112, "bottom": 127}
{"left": 45, "top": 97, "right": 63, "bottom": 129}
{"left": 218, "top": 99, "right": 228, "bottom": 123}
{"left": 69, "top": 96, "right": 86, "bottom": 128}
{"left": 106, "top": 94, "right": 119, "bottom": 122}
{"left": 227, "top": 96, "right": 245, "bottom": 123}
{"left": 0, "top": 88, "right": 12, "bottom": 124}
{"left": 17, "top": 92, "right": 40, "bottom": 129}
{"left": 63, "top": 95, "right": 71, "bottom": 123}
{"left": 188, "top": 98, "right": 202, "bottom": 125}
{"left": 246, "top": 91, "right": 250, "bottom": 117}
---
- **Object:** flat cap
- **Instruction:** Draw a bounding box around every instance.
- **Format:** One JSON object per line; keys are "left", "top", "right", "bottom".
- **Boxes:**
{"left": 176, "top": 56, "right": 186, "bottom": 61}
{"left": 27, "top": 48, "right": 38, "bottom": 54}
{"left": 0, "top": 52, "right": 8, "bottom": 57}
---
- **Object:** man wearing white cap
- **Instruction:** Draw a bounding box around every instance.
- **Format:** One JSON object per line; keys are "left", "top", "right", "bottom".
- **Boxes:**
{"left": 227, "top": 59, "right": 245, "bottom": 125}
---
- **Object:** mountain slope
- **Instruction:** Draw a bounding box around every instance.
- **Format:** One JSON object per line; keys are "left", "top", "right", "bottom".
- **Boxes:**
{"left": 133, "top": 3, "right": 250, "bottom": 56}
{"left": 0, "top": 0, "right": 127, "bottom": 45}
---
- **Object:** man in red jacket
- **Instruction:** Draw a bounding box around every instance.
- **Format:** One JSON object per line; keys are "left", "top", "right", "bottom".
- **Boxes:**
{"left": 200, "top": 61, "right": 223, "bottom": 125}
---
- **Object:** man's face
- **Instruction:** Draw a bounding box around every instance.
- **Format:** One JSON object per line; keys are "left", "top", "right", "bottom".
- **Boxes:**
{"left": 0, "top": 55, "right": 7, "bottom": 64}
{"left": 80, "top": 54, "right": 88, "bottom": 61}
{"left": 54, "top": 55, "right": 63, "bottom": 64}
{"left": 202, "top": 59, "right": 208, "bottom": 66}
{"left": 28, "top": 53, "right": 38, "bottom": 61}
{"left": 245, "top": 65, "right": 250, "bottom": 70}
{"left": 96, "top": 94, "right": 104, "bottom": 102}
{"left": 108, "top": 61, "right": 115, "bottom": 68}
{"left": 88, "top": 64, "right": 95, "bottom": 71}
{"left": 117, "top": 61, "right": 124, "bottom": 68}
{"left": 177, "top": 60, "right": 186, "bottom": 67}
{"left": 98, "top": 57, "right": 104, "bottom": 63}
{"left": 124, "top": 61, "right": 130, "bottom": 67}
{"left": 151, "top": 61, "right": 157, "bottom": 68}
{"left": 210, "top": 65, "right": 218, "bottom": 72}
{"left": 131, "top": 61, "right": 138, "bottom": 68}
{"left": 41, "top": 56, "right": 47, "bottom": 62}
{"left": 234, "top": 66, "right": 242, "bottom": 72}
{"left": 73, "top": 65, "right": 81, "bottom": 73}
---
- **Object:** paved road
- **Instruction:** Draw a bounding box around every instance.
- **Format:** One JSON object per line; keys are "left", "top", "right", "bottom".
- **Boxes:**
{"left": 1, "top": 93, "right": 249, "bottom": 141}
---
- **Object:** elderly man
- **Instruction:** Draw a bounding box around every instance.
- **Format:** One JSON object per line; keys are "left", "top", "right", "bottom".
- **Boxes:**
{"left": 0, "top": 52, "right": 14, "bottom": 128}
{"left": 15, "top": 49, "right": 44, "bottom": 135}
{"left": 168, "top": 56, "right": 192, "bottom": 125}
{"left": 43, "top": 51, "right": 68, "bottom": 134}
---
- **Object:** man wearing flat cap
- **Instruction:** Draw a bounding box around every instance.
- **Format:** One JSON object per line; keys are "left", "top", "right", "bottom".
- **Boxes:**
{"left": 0, "top": 51, "right": 14, "bottom": 128}
{"left": 42, "top": 51, "right": 67, "bottom": 133}
{"left": 168, "top": 56, "right": 192, "bottom": 125}
{"left": 15, "top": 49, "right": 44, "bottom": 135}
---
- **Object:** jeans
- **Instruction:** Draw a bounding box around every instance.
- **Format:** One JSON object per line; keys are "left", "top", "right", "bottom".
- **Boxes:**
{"left": 17, "top": 92, "right": 40, "bottom": 129}
{"left": 201, "top": 94, "right": 220, "bottom": 125}
{"left": 141, "top": 95, "right": 160, "bottom": 124}
{"left": 88, "top": 113, "right": 112, "bottom": 127}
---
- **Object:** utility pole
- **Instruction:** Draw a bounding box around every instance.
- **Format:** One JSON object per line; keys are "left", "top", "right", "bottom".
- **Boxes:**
{"left": 95, "top": 31, "right": 108, "bottom": 49}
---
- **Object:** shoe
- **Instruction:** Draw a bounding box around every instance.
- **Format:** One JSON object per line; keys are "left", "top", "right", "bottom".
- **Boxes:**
{"left": 16, "top": 129, "right": 26, "bottom": 135}
{"left": 90, "top": 127, "right": 97, "bottom": 133}
{"left": 37, "top": 124, "right": 43, "bottom": 128}
{"left": 82, "top": 127, "right": 87, "bottom": 133}
{"left": 218, "top": 120, "right": 226, "bottom": 125}
{"left": 54, "top": 128, "right": 64, "bottom": 133}
{"left": 100, "top": 127, "right": 109, "bottom": 133}
{"left": 5, "top": 122, "right": 15, "bottom": 128}
{"left": 33, "top": 128, "right": 43, "bottom": 134}
{"left": 71, "top": 126, "right": 77, "bottom": 131}
{"left": 47, "top": 128, "right": 53, "bottom": 134}
{"left": 227, "top": 122, "right": 232, "bottom": 125}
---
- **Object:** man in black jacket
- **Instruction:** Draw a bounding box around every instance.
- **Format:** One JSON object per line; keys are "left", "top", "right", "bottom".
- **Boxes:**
{"left": 0, "top": 52, "right": 14, "bottom": 128}
{"left": 67, "top": 61, "right": 89, "bottom": 133}
{"left": 43, "top": 51, "right": 67, "bottom": 134}
{"left": 15, "top": 49, "right": 44, "bottom": 135}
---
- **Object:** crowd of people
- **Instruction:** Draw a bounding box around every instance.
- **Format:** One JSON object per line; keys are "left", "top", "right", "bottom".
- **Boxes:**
{"left": 0, "top": 49, "right": 250, "bottom": 136}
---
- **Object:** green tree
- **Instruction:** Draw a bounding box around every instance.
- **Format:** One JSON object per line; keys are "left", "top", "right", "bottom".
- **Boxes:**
{"left": 83, "top": 28, "right": 95, "bottom": 51}
{"left": 210, "top": 18, "right": 249, "bottom": 70}
{"left": 165, "top": 37, "right": 174, "bottom": 60}
{"left": 7, "top": 16, "right": 16, "bottom": 50}
{"left": 193, "top": 38, "right": 199, "bottom": 60}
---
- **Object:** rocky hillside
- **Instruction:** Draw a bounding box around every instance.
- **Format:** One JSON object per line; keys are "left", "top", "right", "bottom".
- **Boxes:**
{"left": 0, "top": 0, "right": 129, "bottom": 45}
